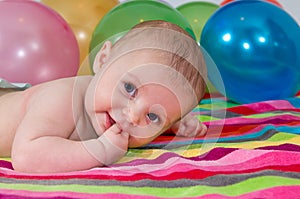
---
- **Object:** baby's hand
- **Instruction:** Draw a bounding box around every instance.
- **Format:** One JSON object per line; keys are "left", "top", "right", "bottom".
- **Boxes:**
{"left": 171, "top": 114, "right": 207, "bottom": 137}
{"left": 97, "top": 124, "right": 129, "bottom": 165}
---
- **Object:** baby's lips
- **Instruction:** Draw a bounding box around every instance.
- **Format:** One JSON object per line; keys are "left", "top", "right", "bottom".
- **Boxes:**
{"left": 105, "top": 112, "right": 116, "bottom": 129}
{"left": 114, "top": 122, "right": 126, "bottom": 132}
{"left": 114, "top": 124, "right": 130, "bottom": 139}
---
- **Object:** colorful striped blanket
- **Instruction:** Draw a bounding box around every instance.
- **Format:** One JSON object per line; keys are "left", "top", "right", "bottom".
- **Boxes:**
{"left": 1, "top": 93, "right": 300, "bottom": 198}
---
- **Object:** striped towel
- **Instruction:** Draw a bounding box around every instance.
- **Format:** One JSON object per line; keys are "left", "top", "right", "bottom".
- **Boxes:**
{"left": 1, "top": 93, "right": 300, "bottom": 198}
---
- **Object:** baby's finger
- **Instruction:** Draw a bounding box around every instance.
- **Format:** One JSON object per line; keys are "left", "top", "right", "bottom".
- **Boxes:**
{"left": 107, "top": 124, "right": 121, "bottom": 134}
{"left": 197, "top": 123, "right": 207, "bottom": 136}
{"left": 121, "top": 131, "right": 129, "bottom": 138}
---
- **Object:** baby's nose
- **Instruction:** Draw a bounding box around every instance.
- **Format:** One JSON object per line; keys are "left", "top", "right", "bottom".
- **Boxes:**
{"left": 122, "top": 107, "right": 141, "bottom": 126}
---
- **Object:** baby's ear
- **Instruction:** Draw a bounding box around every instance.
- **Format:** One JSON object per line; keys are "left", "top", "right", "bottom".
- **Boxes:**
{"left": 93, "top": 41, "right": 112, "bottom": 73}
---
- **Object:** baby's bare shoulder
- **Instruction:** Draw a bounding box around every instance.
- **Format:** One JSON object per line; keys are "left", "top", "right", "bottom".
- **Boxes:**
{"left": 33, "top": 78, "right": 76, "bottom": 96}
{"left": 26, "top": 79, "right": 80, "bottom": 115}
{"left": 29, "top": 77, "right": 91, "bottom": 104}
{"left": 17, "top": 77, "right": 92, "bottom": 137}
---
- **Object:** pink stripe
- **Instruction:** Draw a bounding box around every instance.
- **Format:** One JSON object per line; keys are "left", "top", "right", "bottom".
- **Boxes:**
{"left": 248, "top": 100, "right": 296, "bottom": 112}
{"left": 119, "top": 149, "right": 296, "bottom": 171}
{"left": 112, "top": 149, "right": 269, "bottom": 173}
{"left": 234, "top": 185, "right": 300, "bottom": 199}
{"left": 203, "top": 151, "right": 300, "bottom": 172}
{"left": 2, "top": 150, "right": 300, "bottom": 178}
{"left": 182, "top": 186, "right": 300, "bottom": 199}
{"left": 2, "top": 186, "right": 300, "bottom": 199}
{"left": 206, "top": 114, "right": 300, "bottom": 126}
{"left": 0, "top": 166, "right": 136, "bottom": 178}
{"left": 0, "top": 189, "right": 158, "bottom": 199}
{"left": 116, "top": 150, "right": 300, "bottom": 173}
{"left": 0, "top": 189, "right": 202, "bottom": 199}
{"left": 79, "top": 150, "right": 300, "bottom": 175}
{"left": 190, "top": 195, "right": 232, "bottom": 199}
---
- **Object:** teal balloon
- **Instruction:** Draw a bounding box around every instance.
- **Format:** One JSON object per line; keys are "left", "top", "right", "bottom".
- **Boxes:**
{"left": 177, "top": 2, "right": 219, "bottom": 42}
{"left": 200, "top": 1, "right": 300, "bottom": 104}
{"left": 89, "top": 0, "right": 194, "bottom": 68}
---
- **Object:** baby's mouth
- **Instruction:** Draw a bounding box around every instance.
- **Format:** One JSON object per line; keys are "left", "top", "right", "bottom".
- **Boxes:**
{"left": 106, "top": 112, "right": 116, "bottom": 129}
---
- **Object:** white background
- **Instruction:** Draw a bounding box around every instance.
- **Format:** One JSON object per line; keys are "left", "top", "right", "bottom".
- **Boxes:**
{"left": 119, "top": 0, "right": 300, "bottom": 24}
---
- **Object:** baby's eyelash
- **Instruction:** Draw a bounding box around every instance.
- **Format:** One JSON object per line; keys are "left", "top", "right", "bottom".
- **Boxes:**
{"left": 124, "top": 82, "right": 138, "bottom": 97}
{"left": 147, "top": 113, "right": 160, "bottom": 123}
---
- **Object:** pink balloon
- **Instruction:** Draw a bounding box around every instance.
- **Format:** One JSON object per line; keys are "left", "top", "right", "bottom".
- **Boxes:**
{"left": 0, "top": 0, "right": 80, "bottom": 85}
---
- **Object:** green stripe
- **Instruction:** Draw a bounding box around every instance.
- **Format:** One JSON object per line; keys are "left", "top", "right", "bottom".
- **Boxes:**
{"left": 1, "top": 176, "right": 300, "bottom": 197}
{"left": 244, "top": 112, "right": 300, "bottom": 119}
{"left": 167, "top": 132, "right": 299, "bottom": 151}
{"left": 198, "top": 115, "right": 220, "bottom": 122}
{"left": 267, "top": 132, "right": 297, "bottom": 142}
{"left": 0, "top": 157, "right": 11, "bottom": 161}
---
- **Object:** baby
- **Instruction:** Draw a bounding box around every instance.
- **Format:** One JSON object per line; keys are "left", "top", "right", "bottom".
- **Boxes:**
{"left": 0, "top": 20, "right": 207, "bottom": 173}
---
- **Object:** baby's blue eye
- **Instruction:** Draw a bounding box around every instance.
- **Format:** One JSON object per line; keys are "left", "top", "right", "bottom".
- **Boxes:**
{"left": 124, "top": 82, "right": 137, "bottom": 97}
{"left": 147, "top": 113, "right": 160, "bottom": 123}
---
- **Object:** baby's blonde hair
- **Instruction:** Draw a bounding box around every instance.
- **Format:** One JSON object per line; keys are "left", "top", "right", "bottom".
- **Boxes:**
{"left": 109, "top": 20, "right": 207, "bottom": 103}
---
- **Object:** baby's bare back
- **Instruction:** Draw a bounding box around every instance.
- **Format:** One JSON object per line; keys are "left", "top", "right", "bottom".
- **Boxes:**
{"left": 0, "top": 77, "right": 94, "bottom": 158}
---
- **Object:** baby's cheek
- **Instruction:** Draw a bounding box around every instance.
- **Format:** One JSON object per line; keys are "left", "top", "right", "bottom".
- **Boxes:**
{"left": 121, "top": 110, "right": 169, "bottom": 148}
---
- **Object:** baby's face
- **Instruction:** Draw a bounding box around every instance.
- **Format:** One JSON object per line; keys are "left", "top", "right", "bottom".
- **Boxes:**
{"left": 86, "top": 51, "right": 196, "bottom": 147}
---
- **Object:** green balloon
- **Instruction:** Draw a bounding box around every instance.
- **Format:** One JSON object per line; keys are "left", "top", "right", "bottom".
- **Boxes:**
{"left": 89, "top": 0, "right": 195, "bottom": 69}
{"left": 177, "top": 2, "right": 219, "bottom": 42}
{"left": 177, "top": 2, "right": 219, "bottom": 93}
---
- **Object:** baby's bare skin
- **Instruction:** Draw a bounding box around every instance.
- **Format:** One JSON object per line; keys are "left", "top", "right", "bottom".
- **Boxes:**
{"left": 0, "top": 73, "right": 205, "bottom": 173}
{"left": 0, "top": 90, "right": 25, "bottom": 157}
{"left": 0, "top": 77, "right": 129, "bottom": 172}
{"left": 0, "top": 77, "right": 85, "bottom": 157}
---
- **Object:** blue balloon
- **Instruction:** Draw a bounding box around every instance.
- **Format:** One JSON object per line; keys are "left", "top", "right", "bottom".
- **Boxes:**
{"left": 200, "top": 1, "right": 300, "bottom": 104}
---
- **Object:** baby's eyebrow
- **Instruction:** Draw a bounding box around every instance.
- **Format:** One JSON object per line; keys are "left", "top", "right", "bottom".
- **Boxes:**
{"left": 124, "top": 71, "right": 142, "bottom": 86}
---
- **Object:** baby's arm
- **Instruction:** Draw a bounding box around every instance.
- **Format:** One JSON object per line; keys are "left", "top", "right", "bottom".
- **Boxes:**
{"left": 169, "top": 113, "right": 207, "bottom": 137}
{"left": 11, "top": 85, "right": 128, "bottom": 173}
{"left": 12, "top": 124, "right": 128, "bottom": 173}
{"left": 91, "top": 124, "right": 129, "bottom": 165}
